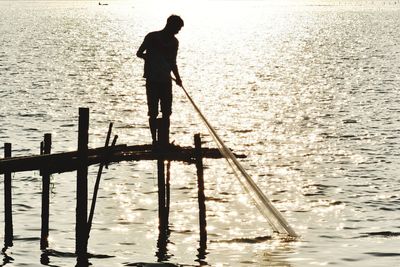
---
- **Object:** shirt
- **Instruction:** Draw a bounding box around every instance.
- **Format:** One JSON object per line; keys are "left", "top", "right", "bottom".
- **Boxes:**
{"left": 141, "top": 30, "right": 179, "bottom": 82}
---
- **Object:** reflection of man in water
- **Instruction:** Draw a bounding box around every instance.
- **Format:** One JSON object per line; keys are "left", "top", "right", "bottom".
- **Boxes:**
{"left": 136, "top": 15, "right": 184, "bottom": 144}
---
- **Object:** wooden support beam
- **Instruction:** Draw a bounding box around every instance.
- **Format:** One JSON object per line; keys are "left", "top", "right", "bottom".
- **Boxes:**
{"left": 0, "top": 144, "right": 127, "bottom": 174}
{"left": 3, "top": 143, "right": 13, "bottom": 249}
{"left": 0, "top": 145, "right": 245, "bottom": 175}
{"left": 155, "top": 119, "right": 170, "bottom": 261}
{"left": 194, "top": 134, "right": 207, "bottom": 250}
{"left": 40, "top": 133, "right": 51, "bottom": 250}
{"left": 75, "top": 108, "right": 89, "bottom": 264}
{"left": 156, "top": 119, "right": 168, "bottom": 231}
{"left": 166, "top": 161, "right": 171, "bottom": 220}
{"left": 157, "top": 158, "right": 167, "bottom": 230}
{"left": 87, "top": 123, "right": 115, "bottom": 240}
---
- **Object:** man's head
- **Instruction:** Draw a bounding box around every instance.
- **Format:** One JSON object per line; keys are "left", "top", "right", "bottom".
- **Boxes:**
{"left": 165, "top": 15, "right": 184, "bottom": 35}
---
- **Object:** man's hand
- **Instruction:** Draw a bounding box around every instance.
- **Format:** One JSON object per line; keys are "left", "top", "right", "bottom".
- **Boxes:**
{"left": 175, "top": 77, "right": 183, "bottom": 87}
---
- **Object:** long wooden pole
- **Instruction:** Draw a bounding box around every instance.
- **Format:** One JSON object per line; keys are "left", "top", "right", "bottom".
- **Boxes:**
{"left": 4, "top": 143, "right": 13, "bottom": 248}
{"left": 87, "top": 123, "right": 114, "bottom": 238}
{"left": 40, "top": 133, "right": 52, "bottom": 250}
{"left": 76, "top": 108, "right": 89, "bottom": 264}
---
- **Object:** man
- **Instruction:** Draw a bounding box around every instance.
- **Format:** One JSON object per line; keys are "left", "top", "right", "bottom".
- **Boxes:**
{"left": 136, "top": 15, "right": 184, "bottom": 145}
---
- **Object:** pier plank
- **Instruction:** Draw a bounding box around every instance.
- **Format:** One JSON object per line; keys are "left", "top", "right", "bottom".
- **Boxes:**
{"left": 0, "top": 144, "right": 245, "bottom": 175}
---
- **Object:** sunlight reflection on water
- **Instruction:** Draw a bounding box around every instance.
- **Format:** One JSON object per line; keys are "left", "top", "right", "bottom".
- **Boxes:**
{"left": 1, "top": 0, "right": 400, "bottom": 266}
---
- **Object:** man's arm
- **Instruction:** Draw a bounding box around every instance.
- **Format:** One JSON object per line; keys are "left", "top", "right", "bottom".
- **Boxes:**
{"left": 136, "top": 36, "right": 148, "bottom": 59}
{"left": 171, "top": 39, "right": 182, "bottom": 86}
{"left": 171, "top": 65, "right": 182, "bottom": 87}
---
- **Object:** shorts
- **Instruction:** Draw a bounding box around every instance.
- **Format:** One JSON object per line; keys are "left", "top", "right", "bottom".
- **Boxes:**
{"left": 146, "top": 80, "right": 172, "bottom": 118}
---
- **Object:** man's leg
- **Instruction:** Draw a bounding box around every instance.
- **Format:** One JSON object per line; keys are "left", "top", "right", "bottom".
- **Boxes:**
{"left": 160, "top": 80, "right": 173, "bottom": 144}
{"left": 146, "top": 81, "right": 159, "bottom": 144}
{"left": 159, "top": 115, "right": 170, "bottom": 145}
{"left": 149, "top": 116, "right": 157, "bottom": 144}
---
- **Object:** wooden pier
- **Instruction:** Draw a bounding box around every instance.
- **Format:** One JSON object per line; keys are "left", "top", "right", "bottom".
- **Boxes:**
{"left": 0, "top": 107, "right": 245, "bottom": 265}
{"left": 0, "top": 141, "right": 237, "bottom": 175}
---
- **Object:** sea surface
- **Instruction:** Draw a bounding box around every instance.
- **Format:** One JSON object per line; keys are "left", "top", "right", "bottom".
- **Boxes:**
{"left": 0, "top": 0, "right": 400, "bottom": 266}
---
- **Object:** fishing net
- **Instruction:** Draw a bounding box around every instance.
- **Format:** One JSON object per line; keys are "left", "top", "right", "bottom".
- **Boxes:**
{"left": 180, "top": 85, "right": 297, "bottom": 237}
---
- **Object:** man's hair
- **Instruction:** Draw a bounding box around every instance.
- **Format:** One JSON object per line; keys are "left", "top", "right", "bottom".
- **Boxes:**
{"left": 167, "top": 15, "right": 184, "bottom": 28}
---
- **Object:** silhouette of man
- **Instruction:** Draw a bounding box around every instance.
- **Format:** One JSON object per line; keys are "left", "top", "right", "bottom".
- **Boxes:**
{"left": 136, "top": 15, "right": 184, "bottom": 145}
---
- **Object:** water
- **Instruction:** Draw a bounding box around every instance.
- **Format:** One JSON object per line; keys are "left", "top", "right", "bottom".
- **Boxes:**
{"left": 1, "top": 0, "right": 400, "bottom": 266}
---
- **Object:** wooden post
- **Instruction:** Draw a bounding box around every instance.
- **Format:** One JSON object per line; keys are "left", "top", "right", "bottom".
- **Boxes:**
{"left": 156, "top": 157, "right": 169, "bottom": 262}
{"left": 3, "top": 143, "right": 13, "bottom": 248}
{"left": 156, "top": 119, "right": 167, "bottom": 230}
{"left": 76, "top": 108, "right": 89, "bottom": 263}
{"left": 194, "top": 134, "right": 207, "bottom": 249}
{"left": 157, "top": 156, "right": 167, "bottom": 230}
{"left": 156, "top": 158, "right": 169, "bottom": 262}
{"left": 40, "top": 134, "right": 51, "bottom": 250}
{"left": 166, "top": 161, "right": 171, "bottom": 221}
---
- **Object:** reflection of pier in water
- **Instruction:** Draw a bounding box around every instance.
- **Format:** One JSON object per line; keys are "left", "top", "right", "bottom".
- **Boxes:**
{"left": 0, "top": 107, "right": 245, "bottom": 266}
